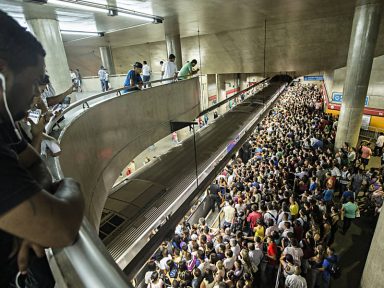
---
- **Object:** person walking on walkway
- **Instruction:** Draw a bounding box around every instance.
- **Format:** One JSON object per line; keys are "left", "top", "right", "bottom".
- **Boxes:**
{"left": 98, "top": 65, "right": 107, "bottom": 92}
{"left": 142, "top": 60, "right": 151, "bottom": 88}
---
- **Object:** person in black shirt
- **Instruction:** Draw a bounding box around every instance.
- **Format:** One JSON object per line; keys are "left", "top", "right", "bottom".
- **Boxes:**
{"left": 0, "top": 11, "right": 85, "bottom": 286}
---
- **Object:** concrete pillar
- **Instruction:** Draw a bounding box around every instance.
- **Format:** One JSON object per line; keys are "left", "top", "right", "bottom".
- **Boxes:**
{"left": 99, "top": 46, "right": 116, "bottom": 75}
{"left": 27, "top": 18, "right": 72, "bottom": 95}
{"left": 207, "top": 74, "right": 217, "bottom": 107}
{"left": 165, "top": 34, "right": 183, "bottom": 71}
{"left": 216, "top": 74, "right": 227, "bottom": 115}
{"left": 361, "top": 203, "right": 384, "bottom": 287}
{"left": 334, "top": 0, "right": 383, "bottom": 149}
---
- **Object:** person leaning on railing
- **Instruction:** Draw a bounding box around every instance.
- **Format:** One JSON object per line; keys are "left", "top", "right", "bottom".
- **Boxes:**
{"left": 0, "top": 11, "right": 84, "bottom": 287}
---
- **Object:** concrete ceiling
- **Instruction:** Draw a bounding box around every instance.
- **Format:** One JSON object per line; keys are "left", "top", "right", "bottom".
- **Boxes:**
{"left": 1, "top": 0, "right": 384, "bottom": 75}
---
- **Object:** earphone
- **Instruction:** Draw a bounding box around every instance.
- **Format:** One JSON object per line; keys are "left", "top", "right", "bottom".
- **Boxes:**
{"left": 0, "top": 73, "right": 22, "bottom": 141}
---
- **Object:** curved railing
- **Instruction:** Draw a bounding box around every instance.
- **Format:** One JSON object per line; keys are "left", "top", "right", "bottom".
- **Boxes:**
{"left": 46, "top": 76, "right": 269, "bottom": 287}
{"left": 47, "top": 76, "right": 193, "bottom": 288}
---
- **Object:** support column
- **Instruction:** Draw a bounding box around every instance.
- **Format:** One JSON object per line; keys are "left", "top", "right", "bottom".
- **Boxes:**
{"left": 216, "top": 74, "right": 227, "bottom": 115}
{"left": 165, "top": 34, "right": 183, "bottom": 70}
{"left": 164, "top": 17, "right": 183, "bottom": 70}
{"left": 99, "top": 46, "right": 116, "bottom": 75}
{"left": 334, "top": 0, "right": 383, "bottom": 149}
{"left": 27, "top": 18, "right": 72, "bottom": 95}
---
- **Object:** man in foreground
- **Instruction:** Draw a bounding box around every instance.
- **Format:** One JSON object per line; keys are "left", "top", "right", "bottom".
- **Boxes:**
{"left": 0, "top": 11, "right": 84, "bottom": 286}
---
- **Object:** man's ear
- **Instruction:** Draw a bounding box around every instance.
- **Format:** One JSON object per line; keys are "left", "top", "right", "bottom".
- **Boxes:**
{"left": 0, "top": 58, "right": 11, "bottom": 79}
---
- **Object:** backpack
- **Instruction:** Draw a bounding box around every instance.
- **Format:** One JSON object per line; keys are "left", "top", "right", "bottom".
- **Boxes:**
{"left": 169, "top": 264, "right": 178, "bottom": 278}
{"left": 327, "top": 257, "right": 341, "bottom": 279}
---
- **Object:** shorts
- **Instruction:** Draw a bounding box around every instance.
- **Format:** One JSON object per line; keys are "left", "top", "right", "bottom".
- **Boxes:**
{"left": 361, "top": 158, "right": 369, "bottom": 165}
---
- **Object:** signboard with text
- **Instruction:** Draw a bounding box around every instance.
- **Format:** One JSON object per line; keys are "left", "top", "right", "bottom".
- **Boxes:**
{"left": 332, "top": 92, "right": 369, "bottom": 107}
{"left": 304, "top": 76, "right": 324, "bottom": 81}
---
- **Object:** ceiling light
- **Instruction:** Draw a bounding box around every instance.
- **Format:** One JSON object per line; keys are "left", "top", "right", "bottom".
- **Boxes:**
{"left": 48, "top": 0, "right": 107, "bottom": 13}
{"left": 117, "top": 12, "right": 154, "bottom": 22}
{"left": 47, "top": 0, "right": 164, "bottom": 23}
{"left": 60, "top": 30, "right": 102, "bottom": 36}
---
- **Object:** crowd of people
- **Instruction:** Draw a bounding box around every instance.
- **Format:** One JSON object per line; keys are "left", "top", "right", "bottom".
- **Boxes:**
{"left": 144, "top": 82, "right": 383, "bottom": 288}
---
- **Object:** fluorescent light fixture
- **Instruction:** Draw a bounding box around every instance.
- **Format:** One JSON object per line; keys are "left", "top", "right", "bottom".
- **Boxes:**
{"left": 117, "top": 11, "right": 154, "bottom": 22}
{"left": 49, "top": 0, "right": 107, "bottom": 13}
{"left": 47, "top": 0, "right": 164, "bottom": 23}
{"left": 61, "top": 30, "right": 101, "bottom": 36}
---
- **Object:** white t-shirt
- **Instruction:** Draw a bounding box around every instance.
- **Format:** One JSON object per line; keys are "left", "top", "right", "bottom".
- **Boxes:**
{"left": 144, "top": 271, "right": 153, "bottom": 284}
{"left": 285, "top": 274, "right": 307, "bottom": 288}
{"left": 142, "top": 64, "right": 151, "bottom": 76}
{"left": 223, "top": 256, "right": 235, "bottom": 270}
{"left": 249, "top": 248, "right": 263, "bottom": 267}
{"left": 163, "top": 61, "right": 177, "bottom": 83}
{"left": 223, "top": 205, "right": 236, "bottom": 223}
{"left": 283, "top": 246, "right": 304, "bottom": 266}
{"left": 158, "top": 255, "right": 171, "bottom": 270}
{"left": 376, "top": 135, "right": 384, "bottom": 147}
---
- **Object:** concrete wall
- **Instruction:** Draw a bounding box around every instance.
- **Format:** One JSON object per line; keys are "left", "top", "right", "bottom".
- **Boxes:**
{"left": 361, "top": 209, "right": 384, "bottom": 287}
{"left": 332, "top": 55, "right": 384, "bottom": 109}
{"left": 58, "top": 78, "right": 201, "bottom": 228}
{"left": 323, "top": 70, "right": 334, "bottom": 97}
{"left": 64, "top": 14, "right": 384, "bottom": 77}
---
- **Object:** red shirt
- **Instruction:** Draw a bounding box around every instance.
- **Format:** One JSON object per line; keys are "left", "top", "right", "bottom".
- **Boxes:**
{"left": 267, "top": 242, "right": 278, "bottom": 266}
{"left": 247, "top": 211, "right": 262, "bottom": 229}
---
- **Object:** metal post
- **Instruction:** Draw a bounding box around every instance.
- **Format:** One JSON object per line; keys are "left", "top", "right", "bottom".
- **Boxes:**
{"left": 193, "top": 125, "right": 199, "bottom": 188}
{"left": 263, "top": 19, "right": 267, "bottom": 78}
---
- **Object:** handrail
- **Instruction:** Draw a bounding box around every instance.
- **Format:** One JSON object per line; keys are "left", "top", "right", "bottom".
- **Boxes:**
{"left": 198, "top": 77, "right": 269, "bottom": 117}
{"left": 82, "top": 72, "right": 162, "bottom": 80}
{"left": 275, "top": 263, "right": 282, "bottom": 288}
{"left": 210, "top": 208, "right": 224, "bottom": 229}
{"left": 47, "top": 218, "right": 132, "bottom": 288}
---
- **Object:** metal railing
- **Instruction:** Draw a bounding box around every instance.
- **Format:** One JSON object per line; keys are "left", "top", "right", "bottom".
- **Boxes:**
{"left": 210, "top": 207, "right": 224, "bottom": 229}
{"left": 274, "top": 263, "right": 282, "bottom": 288}
{"left": 360, "top": 125, "right": 384, "bottom": 141}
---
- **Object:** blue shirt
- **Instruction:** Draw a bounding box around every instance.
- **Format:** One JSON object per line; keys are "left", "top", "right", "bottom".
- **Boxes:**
{"left": 123, "top": 70, "right": 142, "bottom": 93}
{"left": 342, "top": 190, "right": 354, "bottom": 203}
{"left": 323, "top": 255, "right": 338, "bottom": 282}
{"left": 309, "top": 182, "right": 317, "bottom": 191}
{"left": 323, "top": 189, "right": 334, "bottom": 202}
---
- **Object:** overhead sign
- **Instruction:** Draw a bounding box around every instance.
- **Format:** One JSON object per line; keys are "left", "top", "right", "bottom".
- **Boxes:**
{"left": 304, "top": 76, "right": 324, "bottom": 81}
{"left": 332, "top": 92, "right": 369, "bottom": 106}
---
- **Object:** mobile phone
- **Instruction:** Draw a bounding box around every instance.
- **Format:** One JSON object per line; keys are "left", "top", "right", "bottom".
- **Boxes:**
{"left": 28, "top": 109, "right": 42, "bottom": 125}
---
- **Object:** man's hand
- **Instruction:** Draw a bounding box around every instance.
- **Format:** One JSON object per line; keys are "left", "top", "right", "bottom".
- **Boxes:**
{"left": 17, "top": 239, "right": 45, "bottom": 274}
{"left": 27, "top": 116, "right": 45, "bottom": 139}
